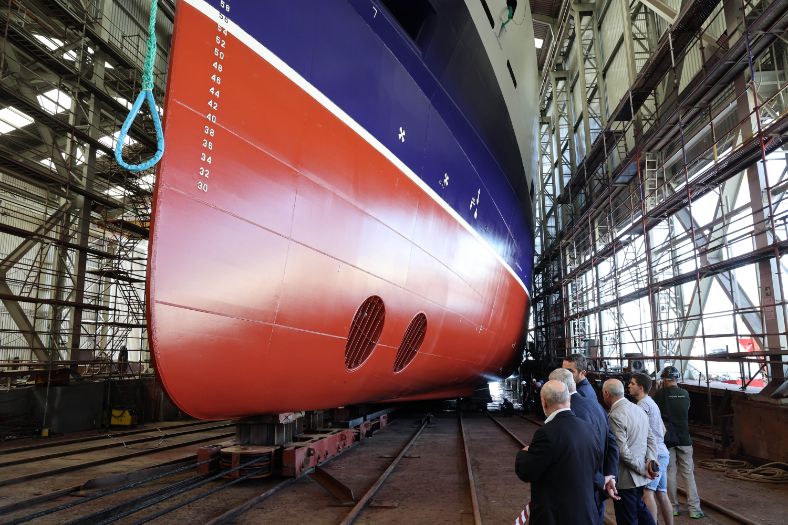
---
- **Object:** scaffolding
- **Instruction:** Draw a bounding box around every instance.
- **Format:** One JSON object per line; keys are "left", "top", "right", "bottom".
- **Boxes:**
{"left": 0, "top": 0, "right": 171, "bottom": 388}
{"left": 532, "top": 0, "right": 788, "bottom": 391}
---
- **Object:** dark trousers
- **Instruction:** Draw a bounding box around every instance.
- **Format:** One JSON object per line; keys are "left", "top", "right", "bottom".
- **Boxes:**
{"left": 614, "top": 486, "right": 656, "bottom": 525}
{"left": 596, "top": 496, "right": 606, "bottom": 525}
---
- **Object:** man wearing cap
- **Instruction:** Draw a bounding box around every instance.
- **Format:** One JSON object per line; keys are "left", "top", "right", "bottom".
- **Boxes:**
{"left": 653, "top": 366, "right": 704, "bottom": 519}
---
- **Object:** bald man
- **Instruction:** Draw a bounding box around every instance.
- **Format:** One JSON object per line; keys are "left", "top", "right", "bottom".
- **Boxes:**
{"left": 603, "top": 378, "right": 658, "bottom": 525}
{"left": 550, "top": 368, "right": 619, "bottom": 524}
{"left": 515, "top": 380, "right": 601, "bottom": 524}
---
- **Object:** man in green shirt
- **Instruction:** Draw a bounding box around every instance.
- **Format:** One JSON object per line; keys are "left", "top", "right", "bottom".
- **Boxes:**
{"left": 653, "top": 366, "right": 704, "bottom": 519}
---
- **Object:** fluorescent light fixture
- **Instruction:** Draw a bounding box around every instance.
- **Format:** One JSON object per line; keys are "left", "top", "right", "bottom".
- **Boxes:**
{"left": 114, "top": 96, "right": 133, "bottom": 110}
{"left": 33, "top": 35, "right": 78, "bottom": 60}
{"left": 37, "top": 88, "right": 72, "bottom": 115}
{"left": 104, "top": 185, "right": 127, "bottom": 198}
{"left": 98, "top": 130, "right": 137, "bottom": 150}
{"left": 535, "top": 38, "right": 544, "bottom": 49}
{"left": 98, "top": 134, "right": 114, "bottom": 149}
{"left": 0, "top": 106, "right": 34, "bottom": 134}
{"left": 34, "top": 34, "right": 63, "bottom": 51}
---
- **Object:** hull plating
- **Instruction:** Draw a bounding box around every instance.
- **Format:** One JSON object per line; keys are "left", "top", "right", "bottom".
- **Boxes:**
{"left": 149, "top": 0, "right": 534, "bottom": 418}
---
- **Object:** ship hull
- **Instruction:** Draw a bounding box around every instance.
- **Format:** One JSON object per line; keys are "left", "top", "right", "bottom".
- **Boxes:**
{"left": 149, "top": 0, "right": 534, "bottom": 419}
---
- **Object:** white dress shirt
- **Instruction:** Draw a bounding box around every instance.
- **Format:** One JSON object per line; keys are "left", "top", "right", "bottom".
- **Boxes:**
{"left": 544, "top": 406, "right": 572, "bottom": 424}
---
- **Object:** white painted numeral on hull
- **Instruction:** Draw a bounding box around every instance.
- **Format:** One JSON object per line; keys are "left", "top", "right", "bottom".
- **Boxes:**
{"left": 196, "top": 2, "right": 232, "bottom": 194}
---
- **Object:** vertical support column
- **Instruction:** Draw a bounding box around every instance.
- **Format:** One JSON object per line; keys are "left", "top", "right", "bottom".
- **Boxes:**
{"left": 637, "top": 153, "right": 661, "bottom": 364}
{"left": 629, "top": 3, "right": 659, "bottom": 131}
{"left": 67, "top": 197, "right": 92, "bottom": 361}
{"left": 538, "top": 117, "right": 556, "bottom": 252}
{"left": 69, "top": 42, "right": 107, "bottom": 362}
{"left": 557, "top": 247, "right": 570, "bottom": 355}
{"left": 49, "top": 203, "right": 78, "bottom": 359}
{"left": 592, "top": 7, "right": 609, "bottom": 128}
{"left": 573, "top": 4, "right": 603, "bottom": 156}
{"left": 619, "top": 0, "right": 642, "bottom": 139}
{"left": 723, "top": 0, "right": 783, "bottom": 381}
{"left": 551, "top": 70, "right": 576, "bottom": 194}
{"left": 572, "top": 5, "right": 592, "bottom": 160}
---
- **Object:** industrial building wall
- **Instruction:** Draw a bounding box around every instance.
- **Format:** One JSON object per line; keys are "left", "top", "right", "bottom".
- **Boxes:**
{"left": 0, "top": 0, "right": 172, "bottom": 373}
{"left": 531, "top": 0, "right": 787, "bottom": 390}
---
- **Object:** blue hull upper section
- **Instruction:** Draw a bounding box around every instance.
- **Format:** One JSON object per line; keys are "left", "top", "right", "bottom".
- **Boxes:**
{"left": 199, "top": 0, "right": 535, "bottom": 291}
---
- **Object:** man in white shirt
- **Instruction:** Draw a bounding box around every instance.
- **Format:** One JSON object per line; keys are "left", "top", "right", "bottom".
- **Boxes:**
{"left": 629, "top": 373, "right": 673, "bottom": 525}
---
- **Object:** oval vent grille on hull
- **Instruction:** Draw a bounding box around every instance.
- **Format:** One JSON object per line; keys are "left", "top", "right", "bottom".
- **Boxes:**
{"left": 345, "top": 296, "right": 386, "bottom": 370}
{"left": 393, "top": 313, "right": 427, "bottom": 372}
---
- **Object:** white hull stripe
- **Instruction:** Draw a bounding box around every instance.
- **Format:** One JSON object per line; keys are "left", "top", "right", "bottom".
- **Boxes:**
{"left": 182, "top": 0, "right": 530, "bottom": 298}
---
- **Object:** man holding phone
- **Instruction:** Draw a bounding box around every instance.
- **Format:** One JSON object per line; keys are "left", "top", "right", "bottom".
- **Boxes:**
{"left": 603, "top": 378, "right": 658, "bottom": 525}
{"left": 629, "top": 373, "right": 673, "bottom": 525}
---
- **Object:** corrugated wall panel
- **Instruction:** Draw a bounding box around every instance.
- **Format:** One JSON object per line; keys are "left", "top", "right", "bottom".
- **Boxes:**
{"left": 571, "top": 77, "right": 586, "bottom": 160}
{"left": 600, "top": 0, "right": 624, "bottom": 64}
{"left": 100, "top": 0, "right": 172, "bottom": 87}
{"left": 678, "top": 43, "right": 703, "bottom": 93}
{"left": 653, "top": 11, "right": 669, "bottom": 41}
{"left": 605, "top": 49, "right": 629, "bottom": 120}
{"left": 567, "top": 35, "right": 578, "bottom": 76}
{"left": 703, "top": 5, "right": 727, "bottom": 42}
{"left": 572, "top": 78, "right": 583, "bottom": 123}
{"left": 663, "top": 0, "right": 682, "bottom": 13}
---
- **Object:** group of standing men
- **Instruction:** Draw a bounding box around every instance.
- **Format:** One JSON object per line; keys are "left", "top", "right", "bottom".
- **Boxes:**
{"left": 514, "top": 354, "right": 704, "bottom": 524}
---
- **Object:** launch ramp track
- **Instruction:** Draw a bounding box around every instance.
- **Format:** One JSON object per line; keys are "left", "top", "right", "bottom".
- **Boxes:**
{"left": 1, "top": 456, "right": 203, "bottom": 525}
{"left": 0, "top": 422, "right": 233, "bottom": 469}
{"left": 200, "top": 411, "right": 483, "bottom": 524}
{"left": 0, "top": 420, "right": 213, "bottom": 456}
{"left": 0, "top": 422, "right": 234, "bottom": 489}
{"left": 204, "top": 415, "right": 431, "bottom": 525}
{"left": 459, "top": 411, "right": 483, "bottom": 525}
{"left": 338, "top": 415, "right": 430, "bottom": 525}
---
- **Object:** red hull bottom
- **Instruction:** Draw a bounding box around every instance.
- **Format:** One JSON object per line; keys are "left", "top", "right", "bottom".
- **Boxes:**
{"left": 148, "top": 3, "right": 529, "bottom": 419}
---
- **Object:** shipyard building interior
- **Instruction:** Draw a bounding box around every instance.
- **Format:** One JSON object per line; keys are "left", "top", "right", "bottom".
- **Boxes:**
{"left": 0, "top": 0, "right": 786, "bottom": 523}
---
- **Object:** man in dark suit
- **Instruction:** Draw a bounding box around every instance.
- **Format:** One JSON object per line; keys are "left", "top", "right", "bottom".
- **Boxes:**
{"left": 515, "top": 380, "right": 601, "bottom": 524}
{"left": 562, "top": 353, "right": 597, "bottom": 399}
{"left": 549, "top": 368, "right": 619, "bottom": 524}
